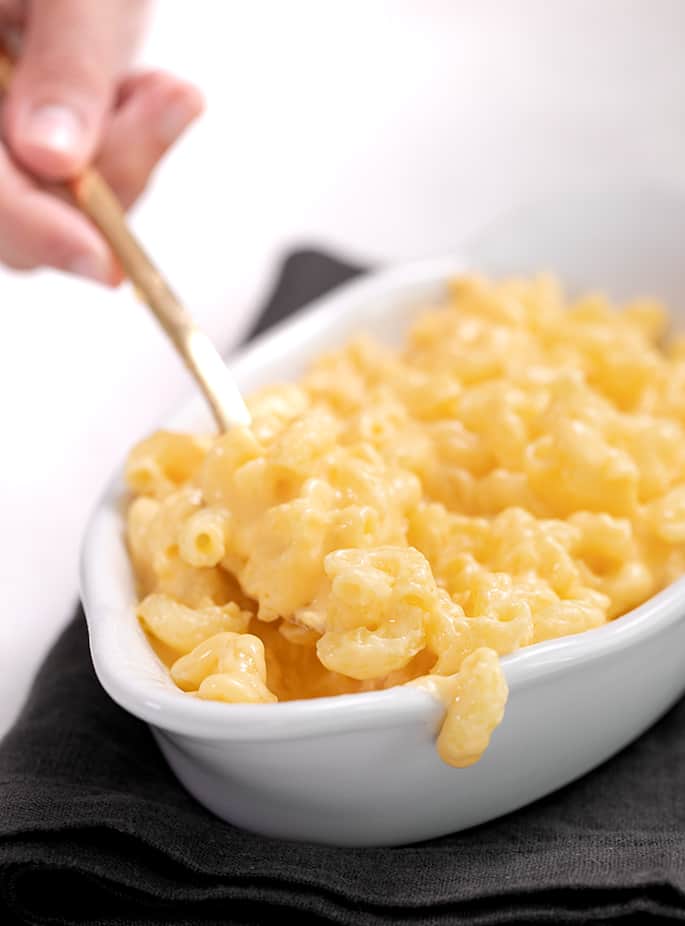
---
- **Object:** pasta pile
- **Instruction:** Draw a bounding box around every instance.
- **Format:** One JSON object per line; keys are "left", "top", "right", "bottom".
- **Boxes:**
{"left": 126, "top": 275, "right": 685, "bottom": 766}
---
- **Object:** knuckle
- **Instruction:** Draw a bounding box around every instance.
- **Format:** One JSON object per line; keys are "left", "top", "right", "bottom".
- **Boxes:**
{"left": 101, "top": 158, "right": 148, "bottom": 209}
{"left": 19, "top": 48, "right": 111, "bottom": 106}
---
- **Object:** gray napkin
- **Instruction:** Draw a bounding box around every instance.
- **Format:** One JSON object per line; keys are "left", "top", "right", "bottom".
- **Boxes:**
{"left": 2, "top": 250, "right": 685, "bottom": 925}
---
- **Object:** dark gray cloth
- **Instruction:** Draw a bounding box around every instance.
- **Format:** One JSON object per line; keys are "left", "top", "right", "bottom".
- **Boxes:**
{"left": 2, "top": 250, "right": 685, "bottom": 925}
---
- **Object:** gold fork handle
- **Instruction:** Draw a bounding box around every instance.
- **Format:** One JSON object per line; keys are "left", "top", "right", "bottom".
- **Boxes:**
{"left": 70, "top": 170, "right": 250, "bottom": 430}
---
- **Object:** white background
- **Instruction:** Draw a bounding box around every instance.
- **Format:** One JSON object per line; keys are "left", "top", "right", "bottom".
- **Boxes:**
{"left": 2, "top": 0, "right": 685, "bottom": 736}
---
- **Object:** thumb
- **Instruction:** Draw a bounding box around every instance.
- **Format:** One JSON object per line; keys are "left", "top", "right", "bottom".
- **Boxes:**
{"left": 4, "top": 0, "right": 148, "bottom": 180}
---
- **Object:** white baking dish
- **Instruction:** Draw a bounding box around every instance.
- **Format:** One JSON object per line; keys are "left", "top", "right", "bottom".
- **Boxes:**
{"left": 81, "top": 186, "right": 685, "bottom": 846}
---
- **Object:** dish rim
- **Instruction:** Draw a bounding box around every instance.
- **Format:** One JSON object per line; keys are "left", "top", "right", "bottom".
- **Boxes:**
{"left": 80, "top": 254, "right": 685, "bottom": 742}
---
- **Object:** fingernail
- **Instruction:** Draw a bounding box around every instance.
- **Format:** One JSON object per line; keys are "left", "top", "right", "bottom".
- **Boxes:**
{"left": 67, "top": 253, "right": 113, "bottom": 285}
{"left": 158, "top": 98, "right": 197, "bottom": 145}
{"left": 23, "top": 104, "right": 83, "bottom": 154}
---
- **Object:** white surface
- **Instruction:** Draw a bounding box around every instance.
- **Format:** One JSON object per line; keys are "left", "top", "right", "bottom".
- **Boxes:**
{"left": 4, "top": 0, "right": 685, "bottom": 736}
{"left": 83, "top": 188, "right": 685, "bottom": 845}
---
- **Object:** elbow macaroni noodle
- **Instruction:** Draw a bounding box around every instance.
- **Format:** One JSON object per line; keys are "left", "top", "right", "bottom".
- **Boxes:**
{"left": 126, "top": 274, "right": 685, "bottom": 767}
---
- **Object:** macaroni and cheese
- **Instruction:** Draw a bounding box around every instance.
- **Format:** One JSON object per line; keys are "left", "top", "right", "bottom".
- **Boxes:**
{"left": 125, "top": 274, "right": 685, "bottom": 767}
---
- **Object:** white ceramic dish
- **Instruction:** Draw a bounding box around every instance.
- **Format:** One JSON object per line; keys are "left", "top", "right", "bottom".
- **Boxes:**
{"left": 82, "top": 186, "right": 685, "bottom": 847}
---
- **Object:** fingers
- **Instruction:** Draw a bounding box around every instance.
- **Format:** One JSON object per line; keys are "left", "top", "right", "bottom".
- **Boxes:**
{"left": 97, "top": 71, "right": 204, "bottom": 208}
{"left": 0, "top": 68, "right": 202, "bottom": 284}
{"left": 3, "top": 0, "right": 149, "bottom": 180}
{"left": 0, "top": 0, "right": 200, "bottom": 285}
{"left": 0, "top": 143, "right": 117, "bottom": 282}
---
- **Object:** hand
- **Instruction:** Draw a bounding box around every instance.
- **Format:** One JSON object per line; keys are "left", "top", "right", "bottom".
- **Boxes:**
{"left": 0, "top": 0, "right": 203, "bottom": 284}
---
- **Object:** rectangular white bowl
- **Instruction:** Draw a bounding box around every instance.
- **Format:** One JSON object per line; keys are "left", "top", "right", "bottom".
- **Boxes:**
{"left": 82, "top": 186, "right": 685, "bottom": 846}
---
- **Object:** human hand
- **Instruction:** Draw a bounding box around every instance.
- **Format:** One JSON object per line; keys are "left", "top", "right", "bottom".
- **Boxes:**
{"left": 0, "top": 0, "right": 203, "bottom": 284}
